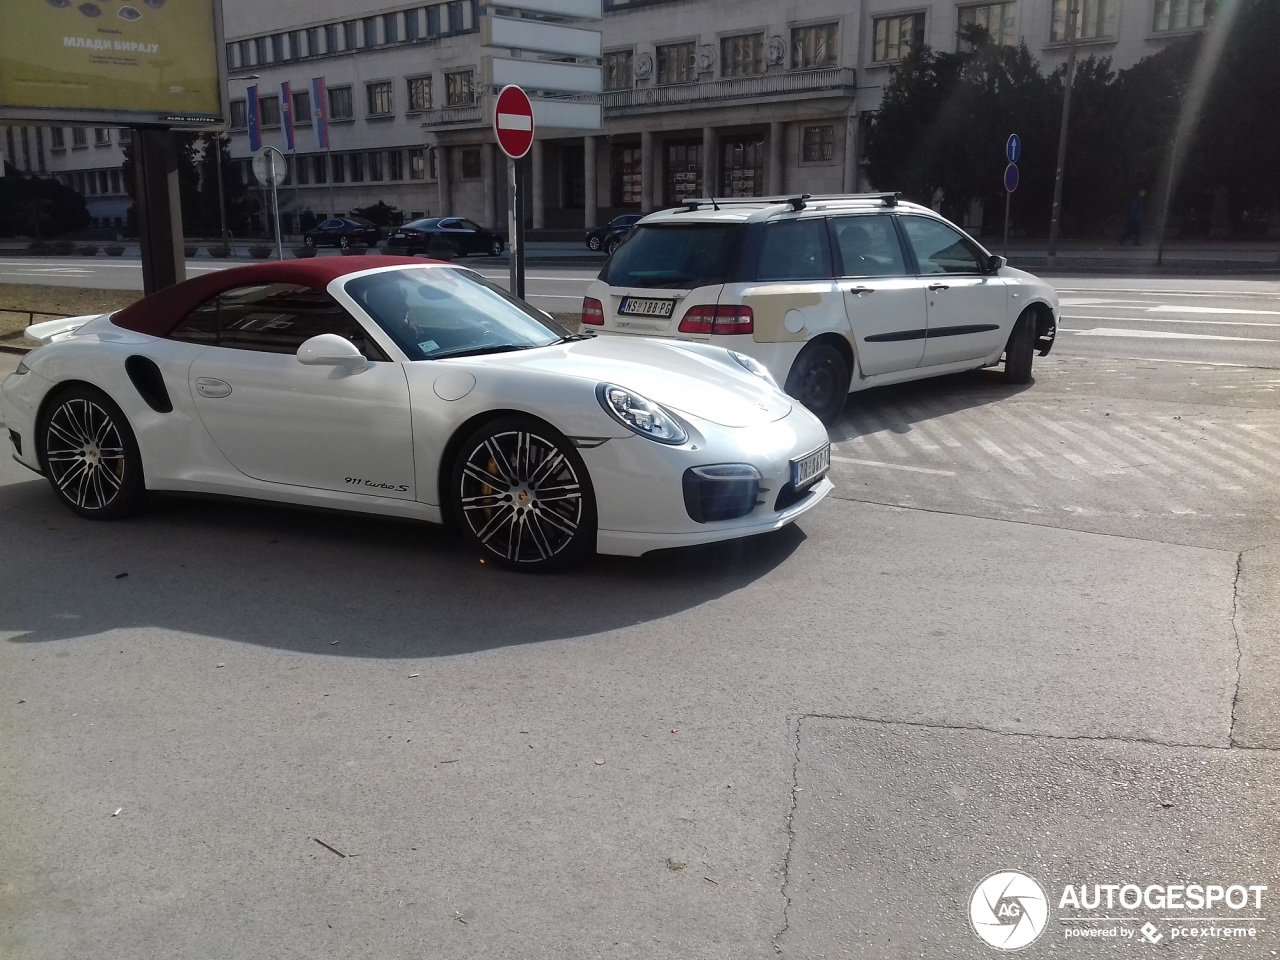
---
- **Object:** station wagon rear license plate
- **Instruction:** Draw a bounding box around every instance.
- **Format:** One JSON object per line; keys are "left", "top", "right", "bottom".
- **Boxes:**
{"left": 618, "top": 297, "right": 675, "bottom": 318}
{"left": 791, "top": 443, "right": 831, "bottom": 491}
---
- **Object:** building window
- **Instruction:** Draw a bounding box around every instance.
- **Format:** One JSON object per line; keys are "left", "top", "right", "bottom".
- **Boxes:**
{"left": 460, "top": 147, "right": 482, "bottom": 180}
{"left": 409, "top": 147, "right": 427, "bottom": 180}
{"left": 331, "top": 154, "right": 346, "bottom": 183}
{"left": 270, "top": 33, "right": 285, "bottom": 62}
{"left": 230, "top": 99, "right": 247, "bottom": 130}
{"left": 368, "top": 151, "right": 384, "bottom": 182}
{"left": 71, "top": 127, "right": 87, "bottom": 148}
{"left": 362, "top": 17, "right": 378, "bottom": 47}
{"left": 663, "top": 141, "right": 702, "bottom": 206}
{"left": 110, "top": 170, "right": 121, "bottom": 193}
{"left": 288, "top": 30, "right": 303, "bottom": 58}
{"left": 1051, "top": 0, "right": 1116, "bottom": 41}
{"left": 383, "top": 13, "right": 400, "bottom": 43}
{"left": 407, "top": 75, "right": 432, "bottom": 112}
{"left": 792, "top": 22, "right": 838, "bottom": 69}
{"left": 367, "top": 81, "right": 393, "bottom": 116}
{"left": 311, "top": 155, "right": 327, "bottom": 183}
{"left": 342, "top": 20, "right": 358, "bottom": 50}
{"left": 292, "top": 89, "right": 312, "bottom": 126}
{"left": 253, "top": 36, "right": 267, "bottom": 64}
{"left": 50, "top": 127, "right": 65, "bottom": 149}
{"left": 802, "top": 124, "right": 834, "bottom": 162}
{"left": 259, "top": 95, "right": 281, "bottom": 128}
{"left": 612, "top": 144, "right": 642, "bottom": 206}
{"left": 388, "top": 150, "right": 404, "bottom": 180}
{"left": 328, "top": 86, "right": 354, "bottom": 121}
{"left": 959, "top": 3, "right": 1017, "bottom": 47}
{"left": 446, "top": 70, "right": 475, "bottom": 105}
{"left": 427, "top": 6, "right": 442, "bottom": 38}
{"left": 721, "top": 33, "right": 763, "bottom": 77}
{"left": 225, "top": 43, "right": 239, "bottom": 70}
{"left": 604, "top": 49, "right": 633, "bottom": 90}
{"left": 1153, "top": 0, "right": 1208, "bottom": 32}
{"left": 94, "top": 127, "right": 110, "bottom": 144}
{"left": 307, "top": 27, "right": 321, "bottom": 55}
{"left": 324, "top": 24, "right": 338, "bottom": 53}
{"left": 721, "top": 136, "right": 764, "bottom": 197}
{"left": 447, "top": 1, "right": 466, "bottom": 33}
{"left": 657, "top": 41, "right": 696, "bottom": 84}
{"left": 350, "top": 153, "right": 365, "bottom": 182}
{"left": 406, "top": 9, "right": 421, "bottom": 41}
{"left": 873, "top": 13, "right": 925, "bottom": 62}
{"left": 296, "top": 157, "right": 311, "bottom": 185}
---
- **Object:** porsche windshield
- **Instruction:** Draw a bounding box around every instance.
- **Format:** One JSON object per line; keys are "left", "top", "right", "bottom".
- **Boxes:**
{"left": 345, "top": 267, "right": 568, "bottom": 360}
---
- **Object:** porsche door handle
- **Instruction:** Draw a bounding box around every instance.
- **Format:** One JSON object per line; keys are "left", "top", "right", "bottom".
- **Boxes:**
{"left": 928, "top": 283, "right": 950, "bottom": 292}
{"left": 847, "top": 286, "right": 876, "bottom": 296}
{"left": 195, "top": 377, "right": 232, "bottom": 398}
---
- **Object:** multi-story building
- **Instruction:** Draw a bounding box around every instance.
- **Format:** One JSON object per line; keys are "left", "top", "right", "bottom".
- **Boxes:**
{"left": 2, "top": 0, "right": 1212, "bottom": 235}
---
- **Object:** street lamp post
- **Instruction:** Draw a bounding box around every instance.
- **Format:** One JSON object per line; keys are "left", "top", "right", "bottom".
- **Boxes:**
{"left": 1046, "top": 2, "right": 1080, "bottom": 268}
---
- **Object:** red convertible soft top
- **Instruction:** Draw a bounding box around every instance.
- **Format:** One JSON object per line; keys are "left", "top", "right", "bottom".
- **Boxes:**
{"left": 110, "top": 256, "right": 433, "bottom": 338}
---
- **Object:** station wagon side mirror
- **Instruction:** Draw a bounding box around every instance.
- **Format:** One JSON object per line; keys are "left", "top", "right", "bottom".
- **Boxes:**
{"left": 987, "top": 254, "right": 1008, "bottom": 273}
{"left": 297, "top": 333, "right": 367, "bottom": 371}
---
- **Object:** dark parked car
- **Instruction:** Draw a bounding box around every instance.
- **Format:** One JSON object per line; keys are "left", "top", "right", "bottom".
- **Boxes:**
{"left": 302, "top": 217, "right": 382, "bottom": 249}
{"left": 585, "top": 214, "right": 642, "bottom": 255}
{"left": 385, "top": 217, "right": 506, "bottom": 258}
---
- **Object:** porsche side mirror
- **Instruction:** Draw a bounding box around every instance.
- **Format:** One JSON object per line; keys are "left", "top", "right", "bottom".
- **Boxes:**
{"left": 297, "top": 333, "right": 367, "bottom": 370}
{"left": 987, "top": 254, "right": 1008, "bottom": 273}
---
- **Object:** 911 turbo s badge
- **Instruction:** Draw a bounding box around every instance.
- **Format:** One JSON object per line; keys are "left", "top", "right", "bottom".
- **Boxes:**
{"left": 345, "top": 477, "right": 410, "bottom": 492}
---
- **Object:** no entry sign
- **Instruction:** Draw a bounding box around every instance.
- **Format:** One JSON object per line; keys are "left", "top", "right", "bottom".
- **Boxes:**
{"left": 494, "top": 85, "right": 535, "bottom": 160}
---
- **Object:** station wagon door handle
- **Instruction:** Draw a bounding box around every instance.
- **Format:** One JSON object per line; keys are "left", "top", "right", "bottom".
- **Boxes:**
{"left": 928, "top": 283, "right": 950, "bottom": 292}
{"left": 847, "top": 286, "right": 876, "bottom": 295}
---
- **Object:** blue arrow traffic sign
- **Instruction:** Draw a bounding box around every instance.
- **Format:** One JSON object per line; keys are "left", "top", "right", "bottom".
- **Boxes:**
{"left": 1006, "top": 133, "right": 1021, "bottom": 164}
{"left": 1004, "top": 162, "right": 1020, "bottom": 193}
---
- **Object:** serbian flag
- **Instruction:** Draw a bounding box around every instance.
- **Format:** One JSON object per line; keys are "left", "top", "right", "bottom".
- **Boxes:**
{"left": 246, "top": 84, "right": 261, "bottom": 152}
{"left": 311, "top": 76, "right": 329, "bottom": 150}
{"left": 280, "top": 81, "right": 295, "bottom": 151}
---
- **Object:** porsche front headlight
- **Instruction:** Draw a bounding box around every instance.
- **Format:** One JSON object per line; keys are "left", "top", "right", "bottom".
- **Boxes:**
{"left": 597, "top": 383, "right": 687, "bottom": 444}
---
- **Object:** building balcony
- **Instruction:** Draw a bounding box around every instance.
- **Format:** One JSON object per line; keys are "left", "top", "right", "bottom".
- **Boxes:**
{"left": 604, "top": 67, "right": 857, "bottom": 116}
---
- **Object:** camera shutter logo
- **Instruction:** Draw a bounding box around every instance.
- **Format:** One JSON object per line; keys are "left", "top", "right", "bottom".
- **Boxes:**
{"left": 970, "top": 871, "right": 1049, "bottom": 950}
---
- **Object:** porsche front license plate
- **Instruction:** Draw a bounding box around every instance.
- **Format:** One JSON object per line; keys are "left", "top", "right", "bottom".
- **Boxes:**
{"left": 791, "top": 443, "right": 831, "bottom": 490}
{"left": 618, "top": 297, "right": 675, "bottom": 318}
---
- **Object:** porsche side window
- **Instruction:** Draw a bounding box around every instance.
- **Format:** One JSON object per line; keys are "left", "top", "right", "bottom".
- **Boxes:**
{"left": 899, "top": 216, "right": 985, "bottom": 275}
{"left": 831, "top": 214, "right": 908, "bottom": 278}
{"left": 171, "top": 284, "right": 387, "bottom": 359}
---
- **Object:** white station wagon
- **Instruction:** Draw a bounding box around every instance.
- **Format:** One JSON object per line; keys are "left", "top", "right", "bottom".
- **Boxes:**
{"left": 583, "top": 193, "right": 1060, "bottom": 424}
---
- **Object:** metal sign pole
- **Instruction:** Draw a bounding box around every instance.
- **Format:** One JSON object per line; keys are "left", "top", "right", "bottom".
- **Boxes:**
{"left": 269, "top": 151, "right": 283, "bottom": 261}
{"left": 1003, "top": 192, "right": 1011, "bottom": 258}
{"left": 508, "top": 158, "right": 523, "bottom": 298}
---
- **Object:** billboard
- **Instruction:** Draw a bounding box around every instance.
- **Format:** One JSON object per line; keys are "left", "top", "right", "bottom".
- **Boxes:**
{"left": 0, "top": 0, "right": 225, "bottom": 128}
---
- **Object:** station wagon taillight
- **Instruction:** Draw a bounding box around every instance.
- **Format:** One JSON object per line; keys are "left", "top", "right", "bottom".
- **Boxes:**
{"left": 581, "top": 297, "right": 605, "bottom": 326}
{"left": 677, "top": 304, "right": 754, "bottom": 335}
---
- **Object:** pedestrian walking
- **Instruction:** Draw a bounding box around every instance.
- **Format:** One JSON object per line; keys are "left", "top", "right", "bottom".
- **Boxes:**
{"left": 1119, "top": 190, "right": 1145, "bottom": 245}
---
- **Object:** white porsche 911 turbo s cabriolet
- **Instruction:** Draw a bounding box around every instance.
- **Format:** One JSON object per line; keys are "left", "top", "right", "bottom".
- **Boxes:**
{"left": 0, "top": 258, "right": 832, "bottom": 571}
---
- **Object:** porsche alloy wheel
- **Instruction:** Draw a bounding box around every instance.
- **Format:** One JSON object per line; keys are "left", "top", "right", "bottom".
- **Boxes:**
{"left": 38, "top": 385, "right": 146, "bottom": 519}
{"left": 453, "top": 417, "right": 596, "bottom": 571}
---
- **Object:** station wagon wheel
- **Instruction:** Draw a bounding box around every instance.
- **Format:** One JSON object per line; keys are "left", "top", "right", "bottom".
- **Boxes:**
{"left": 1004, "top": 309, "right": 1036, "bottom": 384}
{"left": 784, "top": 342, "right": 850, "bottom": 426}
{"left": 37, "top": 384, "right": 147, "bottom": 520}
{"left": 452, "top": 416, "right": 597, "bottom": 572}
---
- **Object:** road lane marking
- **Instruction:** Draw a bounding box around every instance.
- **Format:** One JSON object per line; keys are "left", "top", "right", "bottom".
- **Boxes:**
{"left": 831, "top": 455, "right": 956, "bottom": 476}
{"left": 1063, "top": 314, "right": 1280, "bottom": 327}
{"left": 1067, "top": 327, "right": 1275, "bottom": 342}
{"left": 1148, "top": 305, "right": 1280, "bottom": 316}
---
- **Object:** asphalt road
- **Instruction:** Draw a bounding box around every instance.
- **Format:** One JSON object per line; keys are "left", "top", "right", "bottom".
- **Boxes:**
{"left": 1, "top": 272, "right": 1278, "bottom": 958}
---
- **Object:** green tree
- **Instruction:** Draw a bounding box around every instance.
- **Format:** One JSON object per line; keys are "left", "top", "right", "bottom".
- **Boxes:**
{"left": 350, "top": 200, "right": 403, "bottom": 227}
{"left": 0, "top": 162, "right": 90, "bottom": 237}
{"left": 120, "top": 132, "right": 257, "bottom": 237}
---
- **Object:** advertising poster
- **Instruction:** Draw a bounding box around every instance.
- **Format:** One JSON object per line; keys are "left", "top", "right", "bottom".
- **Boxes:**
{"left": 0, "top": 0, "right": 222, "bottom": 125}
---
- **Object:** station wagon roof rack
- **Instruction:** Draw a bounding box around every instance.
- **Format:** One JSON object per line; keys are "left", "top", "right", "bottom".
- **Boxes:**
{"left": 679, "top": 192, "right": 901, "bottom": 212}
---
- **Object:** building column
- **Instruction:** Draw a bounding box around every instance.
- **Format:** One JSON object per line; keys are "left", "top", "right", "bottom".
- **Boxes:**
{"left": 482, "top": 142, "right": 497, "bottom": 230}
{"left": 843, "top": 109, "right": 859, "bottom": 193}
{"left": 436, "top": 145, "right": 451, "bottom": 217}
{"left": 702, "top": 126, "right": 717, "bottom": 197}
{"left": 584, "top": 135, "right": 598, "bottom": 229}
{"left": 769, "top": 121, "right": 785, "bottom": 195}
{"left": 641, "top": 130, "right": 654, "bottom": 212}
{"left": 531, "top": 140, "right": 546, "bottom": 229}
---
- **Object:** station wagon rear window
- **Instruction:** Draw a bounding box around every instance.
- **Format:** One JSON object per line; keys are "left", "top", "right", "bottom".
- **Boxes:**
{"left": 601, "top": 224, "right": 740, "bottom": 289}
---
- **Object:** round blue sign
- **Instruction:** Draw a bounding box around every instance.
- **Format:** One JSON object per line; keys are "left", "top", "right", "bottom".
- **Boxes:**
{"left": 1006, "top": 133, "right": 1021, "bottom": 164}
{"left": 1004, "top": 162, "right": 1020, "bottom": 193}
